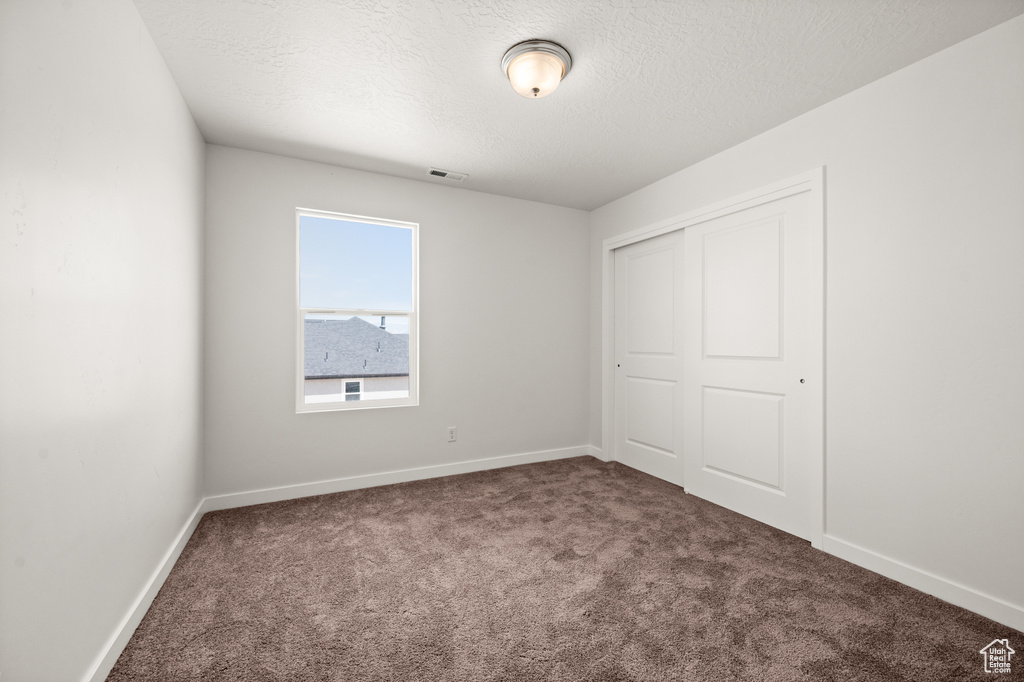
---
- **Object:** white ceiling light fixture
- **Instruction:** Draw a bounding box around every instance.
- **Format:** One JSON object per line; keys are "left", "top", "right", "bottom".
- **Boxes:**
{"left": 501, "top": 40, "right": 572, "bottom": 99}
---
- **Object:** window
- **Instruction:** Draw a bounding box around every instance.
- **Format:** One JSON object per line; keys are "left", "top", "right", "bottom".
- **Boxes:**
{"left": 344, "top": 380, "right": 362, "bottom": 401}
{"left": 296, "top": 209, "right": 418, "bottom": 412}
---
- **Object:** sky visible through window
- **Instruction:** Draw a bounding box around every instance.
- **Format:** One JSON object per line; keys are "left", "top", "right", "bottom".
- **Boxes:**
{"left": 300, "top": 215, "right": 412, "bottom": 334}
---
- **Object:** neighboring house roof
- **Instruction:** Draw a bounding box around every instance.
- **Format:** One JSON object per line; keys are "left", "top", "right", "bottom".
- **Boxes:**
{"left": 304, "top": 317, "right": 409, "bottom": 379}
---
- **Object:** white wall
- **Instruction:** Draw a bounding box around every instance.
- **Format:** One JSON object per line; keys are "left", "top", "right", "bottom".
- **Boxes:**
{"left": 0, "top": 1, "right": 206, "bottom": 680}
{"left": 590, "top": 16, "right": 1024, "bottom": 627}
{"left": 204, "top": 146, "right": 589, "bottom": 496}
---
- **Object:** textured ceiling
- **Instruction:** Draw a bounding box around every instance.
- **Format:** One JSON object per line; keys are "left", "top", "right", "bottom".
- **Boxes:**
{"left": 132, "top": 0, "right": 1024, "bottom": 210}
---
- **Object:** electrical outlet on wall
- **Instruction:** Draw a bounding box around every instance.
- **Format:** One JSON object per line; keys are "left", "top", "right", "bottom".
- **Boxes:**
{"left": 447, "top": 426, "right": 457, "bottom": 442}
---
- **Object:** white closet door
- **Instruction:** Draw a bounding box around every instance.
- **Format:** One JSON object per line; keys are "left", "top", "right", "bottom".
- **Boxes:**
{"left": 613, "top": 229, "right": 685, "bottom": 486}
{"left": 682, "top": 189, "right": 819, "bottom": 542}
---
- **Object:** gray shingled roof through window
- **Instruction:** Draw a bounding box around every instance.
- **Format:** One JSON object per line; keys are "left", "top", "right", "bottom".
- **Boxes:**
{"left": 304, "top": 317, "right": 409, "bottom": 379}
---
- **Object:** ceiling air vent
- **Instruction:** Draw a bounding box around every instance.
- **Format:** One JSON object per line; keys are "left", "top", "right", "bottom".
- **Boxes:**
{"left": 427, "top": 167, "right": 468, "bottom": 182}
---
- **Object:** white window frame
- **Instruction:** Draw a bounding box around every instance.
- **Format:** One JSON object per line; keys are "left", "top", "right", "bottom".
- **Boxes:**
{"left": 295, "top": 208, "right": 419, "bottom": 413}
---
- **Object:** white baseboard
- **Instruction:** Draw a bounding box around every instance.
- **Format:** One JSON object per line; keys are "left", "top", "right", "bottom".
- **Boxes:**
{"left": 588, "top": 445, "right": 610, "bottom": 462}
{"left": 203, "top": 445, "right": 592, "bottom": 512}
{"left": 823, "top": 534, "right": 1024, "bottom": 633}
{"left": 83, "top": 499, "right": 205, "bottom": 682}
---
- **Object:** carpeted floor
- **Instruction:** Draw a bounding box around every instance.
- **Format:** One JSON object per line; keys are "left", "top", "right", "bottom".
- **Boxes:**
{"left": 108, "top": 457, "right": 1020, "bottom": 681}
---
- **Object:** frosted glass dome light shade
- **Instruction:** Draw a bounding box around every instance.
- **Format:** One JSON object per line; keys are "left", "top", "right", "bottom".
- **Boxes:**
{"left": 506, "top": 52, "right": 563, "bottom": 98}
{"left": 502, "top": 40, "right": 572, "bottom": 99}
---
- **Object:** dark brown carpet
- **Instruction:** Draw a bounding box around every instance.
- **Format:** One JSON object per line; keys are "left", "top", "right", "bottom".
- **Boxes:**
{"left": 108, "top": 457, "right": 1020, "bottom": 681}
